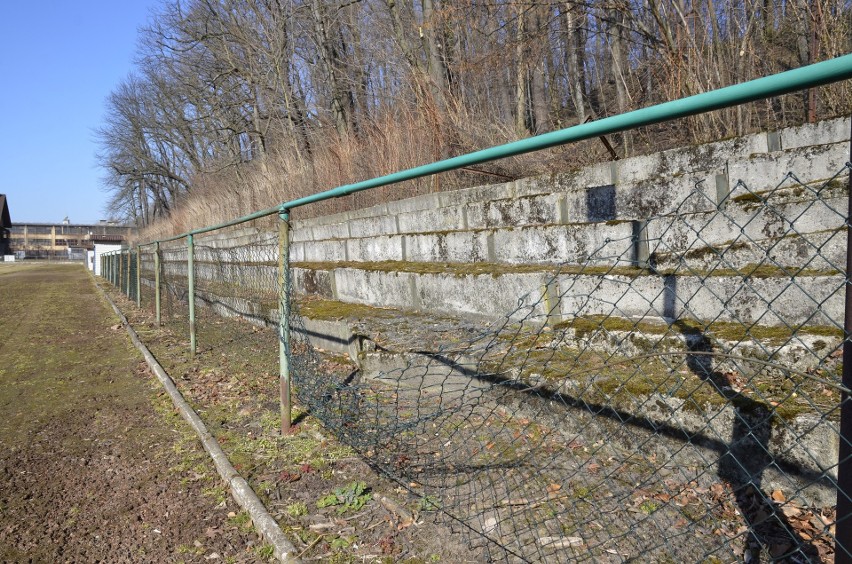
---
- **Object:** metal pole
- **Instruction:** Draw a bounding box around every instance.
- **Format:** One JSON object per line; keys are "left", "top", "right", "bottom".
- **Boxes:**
{"left": 187, "top": 234, "right": 196, "bottom": 356}
{"left": 278, "top": 208, "right": 292, "bottom": 434}
{"left": 835, "top": 118, "right": 852, "bottom": 563}
{"left": 118, "top": 251, "right": 124, "bottom": 292}
{"left": 135, "top": 246, "right": 141, "bottom": 308}
{"left": 125, "top": 249, "right": 131, "bottom": 298}
{"left": 154, "top": 242, "right": 161, "bottom": 326}
{"left": 278, "top": 209, "right": 292, "bottom": 435}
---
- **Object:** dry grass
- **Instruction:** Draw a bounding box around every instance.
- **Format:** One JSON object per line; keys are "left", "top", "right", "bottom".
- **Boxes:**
{"left": 137, "top": 104, "right": 617, "bottom": 244}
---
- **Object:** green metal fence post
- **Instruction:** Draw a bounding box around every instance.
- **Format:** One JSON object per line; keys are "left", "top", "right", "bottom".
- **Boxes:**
{"left": 125, "top": 249, "right": 131, "bottom": 297}
{"left": 118, "top": 251, "right": 123, "bottom": 292}
{"left": 135, "top": 246, "right": 141, "bottom": 308}
{"left": 154, "top": 242, "right": 161, "bottom": 326}
{"left": 187, "top": 234, "right": 196, "bottom": 356}
{"left": 278, "top": 208, "right": 292, "bottom": 434}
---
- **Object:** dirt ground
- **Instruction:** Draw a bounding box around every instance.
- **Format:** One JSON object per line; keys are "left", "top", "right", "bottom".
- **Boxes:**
{"left": 0, "top": 263, "right": 267, "bottom": 563}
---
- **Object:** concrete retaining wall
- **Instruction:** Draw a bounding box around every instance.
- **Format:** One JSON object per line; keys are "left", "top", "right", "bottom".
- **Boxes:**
{"left": 142, "top": 117, "right": 850, "bottom": 331}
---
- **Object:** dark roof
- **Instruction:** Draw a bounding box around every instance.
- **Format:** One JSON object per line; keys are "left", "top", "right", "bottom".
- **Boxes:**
{"left": 0, "top": 195, "right": 10, "bottom": 228}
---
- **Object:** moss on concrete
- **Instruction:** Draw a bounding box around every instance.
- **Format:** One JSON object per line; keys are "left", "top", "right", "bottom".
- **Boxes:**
{"left": 296, "top": 297, "right": 399, "bottom": 321}
{"left": 292, "top": 259, "right": 837, "bottom": 279}
{"left": 555, "top": 314, "right": 842, "bottom": 345}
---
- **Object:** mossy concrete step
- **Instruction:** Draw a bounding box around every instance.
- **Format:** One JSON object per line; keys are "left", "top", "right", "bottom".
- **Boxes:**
{"left": 652, "top": 229, "right": 844, "bottom": 273}
{"left": 289, "top": 297, "right": 840, "bottom": 508}
{"left": 291, "top": 260, "right": 843, "bottom": 328}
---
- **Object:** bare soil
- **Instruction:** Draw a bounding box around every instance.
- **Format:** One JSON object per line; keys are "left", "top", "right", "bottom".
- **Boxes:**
{"left": 0, "top": 264, "right": 266, "bottom": 563}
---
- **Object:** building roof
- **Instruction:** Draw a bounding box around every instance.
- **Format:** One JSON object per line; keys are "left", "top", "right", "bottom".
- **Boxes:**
{"left": 11, "top": 221, "right": 134, "bottom": 229}
{"left": 0, "top": 194, "right": 10, "bottom": 228}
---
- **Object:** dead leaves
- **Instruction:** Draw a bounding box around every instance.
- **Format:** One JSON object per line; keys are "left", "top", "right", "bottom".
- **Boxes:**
{"left": 277, "top": 470, "right": 301, "bottom": 483}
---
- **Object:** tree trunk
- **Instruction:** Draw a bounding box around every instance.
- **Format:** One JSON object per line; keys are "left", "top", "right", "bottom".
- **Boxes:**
{"left": 515, "top": 4, "right": 529, "bottom": 137}
{"left": 529, "top": 4, "right": 550, "bottom": 133}
{"left": 607, "top": 7, "right": 631, "bottom": 154}
{"left": 310, "top": 0, "right": 350, "bottom": 136}
{"left": 564, "top": 3, "right": 587, "bottom": 124}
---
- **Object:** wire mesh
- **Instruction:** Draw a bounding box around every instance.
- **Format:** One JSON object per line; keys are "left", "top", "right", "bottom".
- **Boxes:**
{"left": 99, "top": 154, "right": 851, "bottom": 561}
{"left": 138, "top": 247, "right": 155, "bottom": 313}
{"left": 288, "top": 165, "right": 850, "bottom": 562}
{"left": 190, "top": 221, "right": 279, "bottom": 356}
{"left": 159, "top": 243, "right": 189, "bottom": 323}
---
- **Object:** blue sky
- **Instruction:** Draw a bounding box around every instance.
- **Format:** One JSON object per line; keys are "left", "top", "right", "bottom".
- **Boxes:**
{"left": 0, "top": 1, "right": 158, "bottom": 224}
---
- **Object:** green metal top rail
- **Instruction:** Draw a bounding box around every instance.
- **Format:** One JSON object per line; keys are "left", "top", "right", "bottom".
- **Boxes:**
{"left": 146, "top": 53, "right": 852, "bottom": 246}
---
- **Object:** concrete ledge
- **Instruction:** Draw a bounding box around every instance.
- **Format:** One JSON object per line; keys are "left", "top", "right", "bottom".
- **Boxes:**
{"left": 290, "top": 263, "right": 844, "bottom": 328}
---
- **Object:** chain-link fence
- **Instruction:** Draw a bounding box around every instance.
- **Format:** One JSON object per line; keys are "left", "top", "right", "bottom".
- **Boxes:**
{"left": 102, "top": 160, "right": 852, "bottom": 563}
{"left": 290, "top": 163, "right": 849, "bottom": 562}
{"left": 97, "top": 57, "right": 852, "bottom": 563}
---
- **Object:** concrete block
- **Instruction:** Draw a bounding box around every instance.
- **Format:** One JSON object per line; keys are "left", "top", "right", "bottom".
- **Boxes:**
{"left": 614, "top": 134, "right": 765, "bottom": 186}
{"left": 291, "top": 241, "right": 305, "bottom": 262}
{"left": 404, "top": 231, "right": 491, "bottom": 263}
{"left": 348, "top": 214, "right": 398, "bottom": 238}
{"left": 513, "top": 176, "right": 558, "bottom": 198}
{"left": 292, "top": 317, "right": 358, "bottom": 357}
{"left": 301, "top": 239, "right": 348, "bottom": 262}
{"left": 415, "top": 272, "right": 548, "bottom": 320}
{"left": 492, "top": 223, "right": 634, "bottom": 265}
{"left": 347, "top": 202, "right": 388, "bottom": 221}
{"left": 669, "top": 274, "right": 843, "bottom": 326}
{"left": 385, "top": 192, "right": 442, "bottom": 215}
{"left": 647, "top": 190, "right": 848, "bottom": 260}
{"left": 548, "top": 162, "right": 613, "bottom": 194}
{"left": 397, "top": 206, "right": 467, "bottom": 234}
{"left": 653, "top": 229, "right": 846, "bottom": 275}
{"left": 438, "top": 181, "right": 514, "bottom": 208}
{"left": 303, "top": 208, "right": 352, "bottom": 228}
{"left": 346, "top": 235, "right": 404, "bottom": 262}
{"left": 557, "top": 274, "right": 667, "bottom": 319}
{"left": 333, "top": 268, "right": 416, "bottom": 310}
{"left": 310, "top": 221, "right": 350, "bottom": 241}
{"left": 559, "top": 171, "right": 715, "bottom": 224}
{"left": 292, "top": 267, "right": 336, "bottom": 299}
{"left": 781, "top": 116, "right": 851, "bottom": 150}
{"left": 727, "top": 142, "right": 850, "bottom": 192}
{"left": 464, "top": 193, "right": 562, "bottom": 230}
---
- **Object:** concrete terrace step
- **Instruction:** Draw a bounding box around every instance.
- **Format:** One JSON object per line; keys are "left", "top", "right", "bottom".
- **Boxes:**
{"left": 288, "top": 297, "right": 840, "bottom": 506}
{"left": 289, "top": 179, "right": 848, "bottom": 270}
{"left": 291, "top": 260, "right": 843, "bottom": 328}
